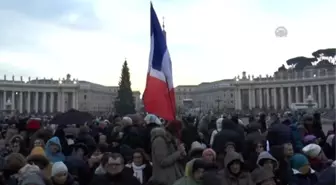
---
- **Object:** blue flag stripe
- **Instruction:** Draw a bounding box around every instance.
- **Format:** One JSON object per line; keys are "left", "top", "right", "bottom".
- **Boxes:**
{"left": 150, "top": 3, "right": 167, "bottom": 71}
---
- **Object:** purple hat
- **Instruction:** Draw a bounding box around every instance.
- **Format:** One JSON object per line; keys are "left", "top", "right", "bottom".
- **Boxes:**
{"left": 303, "top": 135, "right": 316, "bottom": 144}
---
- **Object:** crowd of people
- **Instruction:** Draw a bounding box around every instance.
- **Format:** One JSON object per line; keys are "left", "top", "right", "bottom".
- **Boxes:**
{"left": 0, "top": 111, "right": 335, "bottom": 185}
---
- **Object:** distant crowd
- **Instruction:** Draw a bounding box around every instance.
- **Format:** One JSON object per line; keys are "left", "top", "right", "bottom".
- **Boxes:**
{"left": 0, "top": 111, "right": 334, "bottom": 185}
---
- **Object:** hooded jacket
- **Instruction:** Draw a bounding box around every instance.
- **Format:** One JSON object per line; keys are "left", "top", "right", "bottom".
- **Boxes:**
{"left": 217, "top": 151, "right": 254, "bottom": 185}
{"left": 173, "top": 159, "right": 202, "bottom": 185}
{"left": 45, "top": 137, "right": 65, "bottom": 163}
{"left": 150, "top": 127, "right": 184, "bottom": 185}
{"left": 256, "top": 151, "right": 279, "bottom": 169}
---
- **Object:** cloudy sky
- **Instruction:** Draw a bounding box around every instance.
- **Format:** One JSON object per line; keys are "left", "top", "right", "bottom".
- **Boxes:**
{"left": 0, "top": 0, "right": 335, "bottom": 92}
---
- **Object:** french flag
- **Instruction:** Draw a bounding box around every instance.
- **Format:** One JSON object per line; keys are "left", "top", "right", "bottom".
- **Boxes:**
{"left": 143, "top": 2, "right": 176, "bottom": 121}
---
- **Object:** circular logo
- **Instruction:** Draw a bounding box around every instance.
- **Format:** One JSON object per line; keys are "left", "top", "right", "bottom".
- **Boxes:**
{"left": 275, "top": 26, "right": 288, "bottom": 37}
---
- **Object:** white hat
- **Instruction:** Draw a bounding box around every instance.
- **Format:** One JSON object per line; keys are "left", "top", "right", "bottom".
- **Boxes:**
{"left": 144, "top": 114, "right": 162, "bottom": 126}
{"left": 51, "top": 162, "right": 68, "bottom": 177}
{"left": 122, "top": 117, "right": 133, "bottom": 125}
{"left": 190, "top": 141, "right": 206, "bottom": 151}
{"left": 302, "top": 144, "right": 321, "bottom": 158}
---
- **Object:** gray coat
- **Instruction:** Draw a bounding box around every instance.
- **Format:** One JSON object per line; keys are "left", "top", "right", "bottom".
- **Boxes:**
{"left": 151, "top": 128, "right": 184, "bottom": 185}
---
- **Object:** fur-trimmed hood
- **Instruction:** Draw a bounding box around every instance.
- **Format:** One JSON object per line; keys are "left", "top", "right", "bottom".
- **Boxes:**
{"left": 150, "top": 127, "right": 166, "bottom": 142}
{"left": 9, "top": 134, "right": 24, "bottom": 144}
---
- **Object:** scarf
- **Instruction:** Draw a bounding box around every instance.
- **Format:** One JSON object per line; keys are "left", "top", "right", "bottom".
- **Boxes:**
{"left": 131, "top": 162, "right": 146, "bottom": 184}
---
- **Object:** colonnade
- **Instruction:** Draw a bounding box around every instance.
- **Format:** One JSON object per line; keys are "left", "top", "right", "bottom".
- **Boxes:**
{"left": 0, "top": 89, "right": 78, "bottom": 113}
{"left": 235, "top": 84, "right": 336, "bottom": 110}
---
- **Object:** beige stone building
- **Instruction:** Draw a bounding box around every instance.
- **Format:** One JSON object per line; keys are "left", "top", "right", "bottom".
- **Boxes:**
{"left": 176, "top": 66, "right": 336, "bottom": 111}
{"left": 0, "top": 74, "right": 141, "bottom": 114}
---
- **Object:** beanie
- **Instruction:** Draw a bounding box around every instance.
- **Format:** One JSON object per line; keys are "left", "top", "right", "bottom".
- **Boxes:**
{"left": 30, "top": 147, "right": 46, "bottom": 157}
{"left": 51, "top": 162, "right": 68, "bottom": 176}
{"left": 191, "top": 159, "right": 205, "bottom": 173}
{"left": 302, "top": 144, "right": 321, "bottom": 158}
{"left": 144, "top": 114, "right": 162, "bottom": 126}
{"left": 5, "top": 153, "right": 26, "bottom": 171}
{"left": 202, "top": 148, "right": 216, "bottom": 159}
{"left": 303, "top": 135, "right": 317, "bottom": 144}
{"left": 290, "top": 154, "right": 309, "bottom": 170}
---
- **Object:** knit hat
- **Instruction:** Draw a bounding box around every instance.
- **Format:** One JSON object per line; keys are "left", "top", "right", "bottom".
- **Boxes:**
{"left": 30, "top": 147, "right": 46, "bottom": 157}
{"left": 144, "top": 114, "right": 162, "bottom": 126}
{"left": 5, "top": 153, "right": 26, "bottom": 171}
{"left": 290, "top": 154, "right": 309, "bottom": 170}
{"left": 189, "top": 141, "right": 206, "bottom": 158}
{"left": 51, "top": 162, "right": 68, "bottom": 176}
{"left": 122, "top": 117, "right": 133, "bottom": 125}
{"left": 202, "top": 148, "right": 216, "bottom": 159}
{"left": 303, "top": 135, "right": 317, "bottom": 144}
{"left": 302, "top": 144, "right": 321, "bottom": 158}
{"left": 26, "top": 119, "right": 41, "bottom": 130}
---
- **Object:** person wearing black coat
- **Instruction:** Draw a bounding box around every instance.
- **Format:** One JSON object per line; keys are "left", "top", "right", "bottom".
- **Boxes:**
{"left": 90, "top": 153, "right": 140, "bottom": 185}
{"left": 212, "top": 118, "right": 244, "bottom": 154}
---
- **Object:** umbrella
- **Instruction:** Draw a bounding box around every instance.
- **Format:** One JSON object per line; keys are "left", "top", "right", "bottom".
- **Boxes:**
{"left": 49, "top": 109, "right": 94, "bottom": 126}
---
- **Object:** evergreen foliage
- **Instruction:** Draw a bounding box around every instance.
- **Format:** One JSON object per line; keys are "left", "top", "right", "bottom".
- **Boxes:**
{"left": 115, "top": 60, "right": 135, "bottom": 115}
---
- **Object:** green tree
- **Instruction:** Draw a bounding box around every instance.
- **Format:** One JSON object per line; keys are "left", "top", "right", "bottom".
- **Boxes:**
{"left": 286, "top": 56, "right": 315, "bottom": 70}
{"left": 115, "top": 60, "right": 135, "bottom": 116}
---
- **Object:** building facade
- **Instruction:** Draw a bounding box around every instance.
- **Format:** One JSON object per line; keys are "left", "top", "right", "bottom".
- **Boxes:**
{"left": 176, "top": 66, "right": 336, "bottom": 111}
{"left": 234, "top": 67, "right": 336, "bottom": 110}
{"left": 0, "top": 74, "right": 141, "bottom": 114}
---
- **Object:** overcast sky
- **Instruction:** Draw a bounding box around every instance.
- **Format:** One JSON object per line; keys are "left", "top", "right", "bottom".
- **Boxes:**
{"left": 0, "top": 0, "right": 335, "bottom": 92}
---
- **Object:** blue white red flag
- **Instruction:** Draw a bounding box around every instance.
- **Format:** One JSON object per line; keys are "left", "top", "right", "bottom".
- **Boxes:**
{"left": 143, "top": 2, "right": 176, "bottom": 121}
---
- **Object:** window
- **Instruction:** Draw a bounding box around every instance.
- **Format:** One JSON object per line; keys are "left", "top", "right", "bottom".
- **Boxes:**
{"left": 84, "top": 95, "right": 87, "bottom": 100}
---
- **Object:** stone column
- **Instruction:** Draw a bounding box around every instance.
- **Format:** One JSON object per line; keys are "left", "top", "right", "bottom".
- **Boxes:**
{"left": 303, "top": 86, "right": 306, "bottom": 101}
{"left": 11, "top": 91, "right": 15, "bottom": 110}
{"left": 76, "top": 91, "right": 79, "bottom": 110}
{"left": 259, "top": 88, "right": 263, "bottom": 108}
{"left": 50, "top": 92, "right": 54, "bottom": 112}
{"left": 248, "top": 89, "right": 253, "bottom": 110}
{"left": 42, "top": 92, "right": 46, "bottom": 113}
{"left": 295, "top": 87, "right": 299, "bottom": 102}
{"left": 280, "top": 87, "right": 285, "bottom": 109}
{"left": 287, "top": 87, "right": 292, "bottom": 107}
{"left": 273, "top": 88, "right": 277, "bottom": 109}
{"left": 266, "top": 88, "right": 270, "bottom": 108}
{"left": 3, "top": 91, "right": 6, "bottom": 109}
{"left": 57, "top": 92, "right": 61, "bottom": 112}
{"left": 35, "top": 92, "right": 38, "bottom": 112}
{"left": 252, "top": 88, "right": 255, "bottom": 108}
{"left": 326, "top": 84, "right": 330, "bottom": 108}
{"left": 318, "top": 85, "right": 322, "bottom": 108}
{"left": 334, "top": 84, "right": 336, "bottom": 109}
{"left": 27, "top": 91, "right": 31, "bottom": 113}
{"left": 236, "top": 88, "right": 241, "bottom": 110}
{"left": 19, "top": 91, "right": 23, "bottom": 113}
{"left": 310, "top": 86, "right": 314, "bottom": 99}
{"left": 72, "top": 92, "right": 76, "bottom": 109}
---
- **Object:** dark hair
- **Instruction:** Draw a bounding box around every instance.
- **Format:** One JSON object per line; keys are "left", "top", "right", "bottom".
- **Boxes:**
{"left": 133, "top": 148, "right": 150, "bottom": 164}
{"left": 191, "top": 159, "right": 206, "bottom": 173}
{"left": 101, "top": 152, "right": 124, "bottom": 166}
